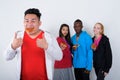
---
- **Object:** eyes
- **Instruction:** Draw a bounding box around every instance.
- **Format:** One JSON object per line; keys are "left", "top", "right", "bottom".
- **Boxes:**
{"left": 62, "top": 27, "right": 68, "bottom": 32}
{"left": 24, "top": 19, "right": 37, "bottom": 23}
{"left": 74, "top": 23, "right": 82, "bottom": 29}
{"left": 94, "top": 26, "right": 101, "bottom": 30}
{"left": 62, "top": 28, "right": 68, "bottom": 31}
{"left": 93, "top": 26, "right": 103, "bottom": 34}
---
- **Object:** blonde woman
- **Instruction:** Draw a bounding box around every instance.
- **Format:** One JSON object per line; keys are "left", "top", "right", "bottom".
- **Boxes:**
{"left": 91, "top": 23, "right": 112, "bottom": 80}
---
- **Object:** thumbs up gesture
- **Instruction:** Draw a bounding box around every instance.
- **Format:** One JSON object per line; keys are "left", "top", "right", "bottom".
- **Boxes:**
{"left": 11, "top": 32, "right": 23, "bottom": 50}
{"left": 36, "top": 34, "right": 48, "bottom": 50}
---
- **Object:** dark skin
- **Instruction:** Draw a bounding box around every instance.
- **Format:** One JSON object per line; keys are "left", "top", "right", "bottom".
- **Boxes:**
{"left": 72, "top": 21, "right": 90, "bottom": 73}
{"left": 72, "top": 22, "right": 83, "bottom": 50}
{"left": 74, "top": 22, "right": 83, "bottom": 37}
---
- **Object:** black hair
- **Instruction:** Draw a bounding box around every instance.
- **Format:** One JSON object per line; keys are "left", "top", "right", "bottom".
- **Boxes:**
{"left": 59, "top": 24, "right": 73, "bottom": 49}
{"left": 74, "top": 19, "right": 83, "bottom": 26}
{"left": 24, "top": 8, "right": 41, "bottom": 20}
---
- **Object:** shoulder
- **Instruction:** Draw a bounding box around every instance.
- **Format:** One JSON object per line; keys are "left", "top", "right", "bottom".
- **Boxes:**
{"left": 82, "top": 31, "right": 92, "bottom": 39}
{"left": 71, "top": 34, "right": 76, "bottom": 39}
{"left": 92, "top": 36, "right": 95, "bottom": 40}
{"left": 43, "top": 31, "right": 55, "bottom": 42}
{"left": 82, "top": 31, "right": 90, "bottom": 36}
{"left": 44, "top": 31, "right": 53, "bottom": 39}
{"left": 101, "top": 35, "right": 110, "bottom": 45}
{"left": 102, "top": 35, "right": 109, "bottom": 41}
{"left": 56, "top": 37, "right": 64, "bottom": 44}
{"left": 44, "top": 31, "right": 51, "bottom": 35}
{"left": 57, "top": 37, "right": 62, "bottom": 40}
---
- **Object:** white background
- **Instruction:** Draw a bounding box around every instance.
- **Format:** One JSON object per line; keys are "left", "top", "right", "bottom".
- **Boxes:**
{"left": 0, "top": 0, "right": 120, "bottom": 80}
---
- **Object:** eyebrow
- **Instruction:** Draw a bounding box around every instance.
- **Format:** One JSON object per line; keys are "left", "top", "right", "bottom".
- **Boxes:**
{"left": 24, "top": 18, "right": 37, "bottom": 21}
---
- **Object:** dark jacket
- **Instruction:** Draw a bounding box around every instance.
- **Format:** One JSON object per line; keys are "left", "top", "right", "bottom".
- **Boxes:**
{"left": 92, "top": 35, "right": 112, "bottom": 73}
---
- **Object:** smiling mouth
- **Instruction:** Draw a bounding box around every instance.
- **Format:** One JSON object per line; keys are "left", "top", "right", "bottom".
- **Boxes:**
{"left": 25, "top": 27, "right": 34, "bottom": 32}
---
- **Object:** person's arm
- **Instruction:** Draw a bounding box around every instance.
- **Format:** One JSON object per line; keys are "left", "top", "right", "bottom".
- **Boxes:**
{"left": 86, "top": 35, "right": 93, "bottom": 71}
{"left": 104, "top": 37, "right": 112, "bottom": 73}
{"left": 4, "top": 43, "right": 18, "bottom": 60}
{"left": 4, "top": 31, "right": 23, "bottom": 60}
{"left": 45, "top": 32, "right": 63, "bottom": 61}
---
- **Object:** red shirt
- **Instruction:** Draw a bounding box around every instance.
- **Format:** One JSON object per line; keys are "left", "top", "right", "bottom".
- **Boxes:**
{"left": 21, "top": 31, "right": 48, "bottom": 80}
{"left": 54, "top": 37, "right": 72, "bottom": 68}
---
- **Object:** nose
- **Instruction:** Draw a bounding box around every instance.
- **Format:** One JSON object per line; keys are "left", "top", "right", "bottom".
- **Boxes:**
{"left": 26, "top": 21, "right": 33, "bottom": 28}
{"left": 28, "top": 20, "right": 33, "bottom": 24}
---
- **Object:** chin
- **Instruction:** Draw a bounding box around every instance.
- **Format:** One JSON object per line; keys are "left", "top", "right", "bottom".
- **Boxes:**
{"left": 26, "top": 31, "right": 33, "bottom": 34}
{"left": 63, "top": 34, "right": 67, "bottom": 36}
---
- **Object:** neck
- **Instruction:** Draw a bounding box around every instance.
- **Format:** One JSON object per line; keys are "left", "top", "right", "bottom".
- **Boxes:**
{"left": 95, "top": 34, "right": 102, "bottom": 39}
{"left": 76, "top": 31, "right": 81, "bottom": 37}
{"left": 62, "top": 36, "right": 65, "bottom": 39}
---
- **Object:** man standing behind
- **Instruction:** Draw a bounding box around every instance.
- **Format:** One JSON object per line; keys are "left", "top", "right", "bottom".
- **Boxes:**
{"left": 4, "top": 8, "right": 62, "bottom": 80}
{"left": 71, "top": 19, "right": 93, "bottom": 80}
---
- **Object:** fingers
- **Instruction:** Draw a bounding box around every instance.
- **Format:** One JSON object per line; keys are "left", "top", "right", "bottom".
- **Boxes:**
{"left": 42, "top": 33, "right": 46, "bottom": 40}
{"left": 12, "top": 37, "right": 23, "bottom": 50}
{"left": 36, "top": 38, "right": 40, "bottom": 44}
{"left": 84, "top": 69, "right": 90, "bottom": 74}
{"left": 36, "top": 37, "right": 48, "bottom": 49}
{"left": 18, "top": 38, "right": 23, "bottom": 44}
{"left": 36, "top": 38, "right": 41, "bottom": 47}
{"left": 14, "top": 32, "right": 17, "bottom": 39}
{"left": 72, "top": 45, "right": 77, "bottom": 50}
{"left": 60, "top": 43, "right": 67, "bottom": 50}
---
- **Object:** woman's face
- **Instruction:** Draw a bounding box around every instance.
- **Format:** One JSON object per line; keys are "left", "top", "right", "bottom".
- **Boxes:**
{"left": 93, "top": 23, "right": 102, "bottom": 35}
{"left": 61, "top": 26, "right": 68, "bottom": 37}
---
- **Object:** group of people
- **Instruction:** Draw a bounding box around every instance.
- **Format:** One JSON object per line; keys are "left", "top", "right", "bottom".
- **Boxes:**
{"left": 5, "top": 8, "right": 112, "bottom": 80}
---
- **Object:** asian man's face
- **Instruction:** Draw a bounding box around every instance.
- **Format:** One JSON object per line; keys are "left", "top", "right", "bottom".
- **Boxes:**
{"left": 24, "top": 14, "right": 41, "bottom": 34}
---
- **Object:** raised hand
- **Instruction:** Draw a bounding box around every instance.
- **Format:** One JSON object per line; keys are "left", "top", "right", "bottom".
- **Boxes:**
{"left": 72, "top": 44, "right": 79, "bottom": 50}
{"left": 60, "top": 43, "right": 67, "bottom": 50}
{"left": 36, "top": 34, "right": 48, "bottom": 50}
{"left": 11, "top": 32, "right": 23, "bottom": 50}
